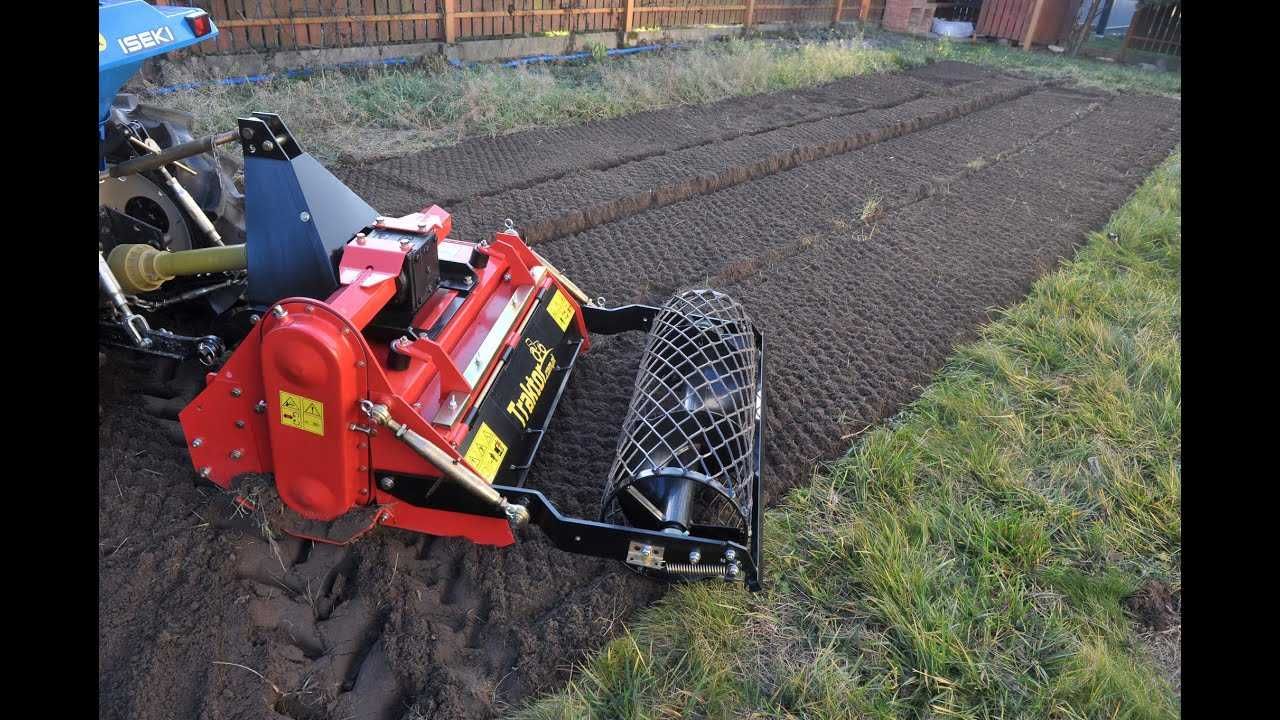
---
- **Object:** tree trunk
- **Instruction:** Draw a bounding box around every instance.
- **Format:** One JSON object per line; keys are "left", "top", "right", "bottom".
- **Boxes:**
{"left": 1070, "top": 0, "right": 1105, "bottom": 57}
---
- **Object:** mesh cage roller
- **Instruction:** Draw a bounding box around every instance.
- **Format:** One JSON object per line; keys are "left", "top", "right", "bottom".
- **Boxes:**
{"left": 601, "top": 289, "right": 760, "bottom": 538}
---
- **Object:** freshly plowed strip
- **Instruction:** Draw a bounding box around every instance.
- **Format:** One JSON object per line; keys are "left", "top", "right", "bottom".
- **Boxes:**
{"left": 446, "top": 77, "right": 1041, "bottom": 243}
{"left": 538, "top": 83, "right": 1112, "bottom": 303}
{"left": 331, "top": 69, "right": 963, "bottom": 214}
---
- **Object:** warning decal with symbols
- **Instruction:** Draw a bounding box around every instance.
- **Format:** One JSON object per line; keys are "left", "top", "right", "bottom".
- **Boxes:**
{"left": 545, "top": 288, "right": 574, "bottom": 332}
{"left": 279, "top": 390, "right": 325, "bottom": 436}
{"left": 463, "top": 422, "right": 508, "bottom": 482}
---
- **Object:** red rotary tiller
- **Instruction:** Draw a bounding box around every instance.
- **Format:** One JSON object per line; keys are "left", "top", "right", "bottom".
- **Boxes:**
{"left": 165, "top": 114, "right": 764, "bottom": 588}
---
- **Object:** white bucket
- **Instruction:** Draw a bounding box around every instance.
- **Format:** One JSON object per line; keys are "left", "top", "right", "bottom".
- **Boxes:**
{"left": 931, "top": 19, "right": 975, "bottom": 38}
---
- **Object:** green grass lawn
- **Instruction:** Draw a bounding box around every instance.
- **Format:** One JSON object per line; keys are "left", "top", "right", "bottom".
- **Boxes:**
{"left": 147, "top": 27, "right": 1178, "bottom": 165}
{"left": 901, "top": 34, "right": 1180, "bottom": 95}
{"left": 515, "top": 151, "right": 1181, "bottom": 719}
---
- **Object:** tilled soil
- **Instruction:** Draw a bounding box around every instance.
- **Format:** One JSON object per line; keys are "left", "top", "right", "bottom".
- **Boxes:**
{"left": 99, "top": 61, "right": 1180, "bottom": 720}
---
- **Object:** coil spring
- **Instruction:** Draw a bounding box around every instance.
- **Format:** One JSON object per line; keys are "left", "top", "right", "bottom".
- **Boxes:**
{"left": 663, "top": 562, "right": 730, "bottom": 578}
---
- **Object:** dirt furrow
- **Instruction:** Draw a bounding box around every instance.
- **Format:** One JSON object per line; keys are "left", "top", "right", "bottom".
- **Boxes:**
{"left": 444, "top": 76, "right": 1040, "bottom": 244}
{"left": 330, "top": 67, "right": 972, "bottom": 216}
{"left": 536, "top": 82, "right": 1112, "bottom": 304}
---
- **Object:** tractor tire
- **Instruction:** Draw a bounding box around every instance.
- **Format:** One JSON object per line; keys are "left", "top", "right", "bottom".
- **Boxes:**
{"left": 102, "top": 95, "right": 246, "bottom": 252}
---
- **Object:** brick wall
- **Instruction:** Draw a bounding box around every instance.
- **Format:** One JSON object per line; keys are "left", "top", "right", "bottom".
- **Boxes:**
{"left": 883, "top": 0, "right": 935, "bottom": 34}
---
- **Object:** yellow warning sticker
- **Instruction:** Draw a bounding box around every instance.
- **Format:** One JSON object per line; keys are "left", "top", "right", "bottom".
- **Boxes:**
{"left": 546, "top": 289, "right": 574, "bottom": 332}
{"left": 279, "top": 390, "right": 325, "bottom": 436}
{"left": 464, "top": 422, "right": 508, "bottom": 482}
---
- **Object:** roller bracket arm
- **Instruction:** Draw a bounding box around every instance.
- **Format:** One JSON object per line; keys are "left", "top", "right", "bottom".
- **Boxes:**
{"left": 497, "top": 486, "right": 762, "bottom": 591}
{"left": 580, "top": 304, "right": 659, "bottom": 335}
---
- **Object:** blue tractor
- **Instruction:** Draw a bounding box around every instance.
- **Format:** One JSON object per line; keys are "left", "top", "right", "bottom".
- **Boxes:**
{"left": 99, "top": 1, "right": 245, "bottom": 361}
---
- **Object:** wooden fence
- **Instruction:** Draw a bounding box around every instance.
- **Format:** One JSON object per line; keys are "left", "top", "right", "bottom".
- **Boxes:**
{"left": 154, "top": 0, "right": 893, "bottom": 55}
{"left": 1120, "top": 0, "right": 1180, "bottom": 58}
{"left": 975, "top": 0, "right": 1082, "bottom": 46}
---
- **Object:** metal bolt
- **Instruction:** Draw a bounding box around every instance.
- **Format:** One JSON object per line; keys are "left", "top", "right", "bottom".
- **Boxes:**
{"left": 200, "top": 467, "right": 212, "bottom": 478}
{"left": 230, "top": 449, "right": 243, "bottom": 460}
{"left": 254, "top": 400, "right": 267, "bottom": 413}
{"left": 240, "top": 127, "right": 254, "bottom": 140}
{"left": 375, "top": 216, "right": 386, "bottom": 224}
{"left": 358, "top": 465, "right": 368, "bottom": 472}
{"left": 235, "top": 419, "right": 246, "bottom": 428}
{"left": 272, "top": 305, "right": 287, "bottom": 318}
{"left": 231, "top": 387, "right": 242, "bottom": 397}
{"left": 464, "top": 275, "right": 473, "bottom": 285}
{"left": 417, "top": 222, "right": 428, "bottom": 231}
{"left": 359, "top": 488, "right": 368, "bottom": 496}
{"left": 342, "top": 327, "right": 351, "bottom": 335}
{"left": 249, "top": 314, "right": 261, "bottom": 325}
{"left": 727, "top": 562, "right": 741, "bottom": 579}
{"left": 379, "top": 476, "right": 396, "bottom": 490}
{"left": 191, "top": 438, "right": 204, "bottom": 448}
{"left": 263, "top": 139, "right": 275, "bottom": 151}
{"left": 304, "top": 305, "right": 313, "bottom": 313}
{"left": 640, "top": 544, "right": 652, "bottom": 557}
{"left": 502, "top": 272, "right": 512, "bottom": 282}
{"left": 574, "top": 535, "right": 581, "bottom": 542}
{"left": 356, "top": 360, "right": 366, "bottom": 368}
{"left": 355, "top": 232, "right": 367, "bottom": 245}
{"left": 724, "top": 549, "right": 737, "bottom": 562}
{"left": 688, "top": 548, "right": 701, "bottom": 564}
{"left": 448, "top": 396, "right": 458, "bottom": 410}
{"left": 299, "top": 211, "right": 310, "bottom": 223}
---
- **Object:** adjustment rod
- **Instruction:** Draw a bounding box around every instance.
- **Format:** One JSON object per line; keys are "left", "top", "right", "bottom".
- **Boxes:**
{"left": 359, "top": 400, "right": 529, "bottom": 527}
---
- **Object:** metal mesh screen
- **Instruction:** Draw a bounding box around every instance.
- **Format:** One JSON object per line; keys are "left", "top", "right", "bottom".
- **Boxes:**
{"left": 602, "top": 289, "right": 760, "bottom": 532}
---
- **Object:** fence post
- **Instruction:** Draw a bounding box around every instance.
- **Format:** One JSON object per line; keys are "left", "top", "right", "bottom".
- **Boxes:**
{"left": 859, "top": 0, "right": 872, "bottom": 22}
{"left": 443, "top": 0, "right": 458, "bottom": 44}
{"left": 745, "top": 0, "right": 756, "bottom": 29}
{"left": 832, "top": 0, "right": 845, "bottom": 25}
{"left": 1022, "top": 0, "right": 1047, "bottom": 50}
{"left": 624, "top": 0, "right": 636, "bottom": 34}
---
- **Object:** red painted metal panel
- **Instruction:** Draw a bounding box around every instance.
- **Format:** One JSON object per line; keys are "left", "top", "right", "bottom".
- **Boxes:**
{"left": 180, "top": 207, "right": 592, "bottom": 547}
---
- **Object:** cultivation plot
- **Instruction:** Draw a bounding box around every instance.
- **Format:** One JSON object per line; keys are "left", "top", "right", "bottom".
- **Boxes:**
{"left": 99, "top": 61, "right": 1180, "bottom": 720}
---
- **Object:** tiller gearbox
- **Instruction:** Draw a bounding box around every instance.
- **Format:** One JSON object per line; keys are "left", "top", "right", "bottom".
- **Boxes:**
{"left": 176, "top": 114, "right": 765, "bottom": 589}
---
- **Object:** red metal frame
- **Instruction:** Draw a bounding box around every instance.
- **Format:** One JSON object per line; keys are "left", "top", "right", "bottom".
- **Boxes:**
{"left": 179, "top": 207, "right": 588, "bottom": 546}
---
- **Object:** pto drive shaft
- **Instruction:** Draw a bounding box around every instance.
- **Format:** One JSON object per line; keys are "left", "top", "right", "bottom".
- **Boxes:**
{"left": 360, "top": 401, "right": 530, "bottom": 527}
{"left": 107, "top": 243, "right": 248, "bottom": 294}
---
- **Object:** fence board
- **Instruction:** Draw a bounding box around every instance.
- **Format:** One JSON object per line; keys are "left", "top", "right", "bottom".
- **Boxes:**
{"left": 155, "top": 0, "right": 938, "bottom": 54}
{"left": 1121, "top": 0, "right": 1180, "bottom": 58}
